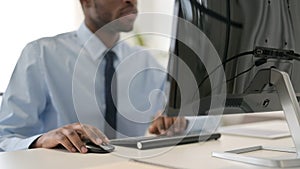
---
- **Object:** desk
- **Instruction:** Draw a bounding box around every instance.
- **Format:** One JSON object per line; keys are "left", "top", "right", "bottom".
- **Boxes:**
{"left": 0, "top": 120, "right": 295, "bottom": 169}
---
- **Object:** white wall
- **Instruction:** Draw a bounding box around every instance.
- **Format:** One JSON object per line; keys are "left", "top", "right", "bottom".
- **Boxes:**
{"left": 0, "top": 0, "right": 83, "bottom": 91}
{"left": 128, "top": 0, "right": 176, "bottom": 68}
{"left": 0, "top": 0, "right": 174, "bottom": 91}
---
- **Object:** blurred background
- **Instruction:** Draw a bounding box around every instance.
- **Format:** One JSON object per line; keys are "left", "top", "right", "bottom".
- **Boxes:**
{"left": 0, "top": 0, "right": 175, "bottom": 92}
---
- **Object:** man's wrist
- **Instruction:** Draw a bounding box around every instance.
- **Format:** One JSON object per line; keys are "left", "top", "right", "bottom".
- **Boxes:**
{"left": 29, "top": 135, "right": 42, "bottom": 149}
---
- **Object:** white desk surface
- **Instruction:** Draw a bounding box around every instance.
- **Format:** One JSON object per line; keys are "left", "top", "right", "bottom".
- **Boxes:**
{"left": 0, "top": 120, "right": 296, "bottom": 169}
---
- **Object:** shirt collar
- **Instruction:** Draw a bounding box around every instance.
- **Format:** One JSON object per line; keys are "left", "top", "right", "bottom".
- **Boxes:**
{"left": 76, "top": 23, "right": 123, "bottom": 61}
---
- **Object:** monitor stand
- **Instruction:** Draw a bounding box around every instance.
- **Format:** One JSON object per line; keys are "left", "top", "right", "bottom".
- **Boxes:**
{"left": 212, "top": 68, "right": 300, "bottom": 168}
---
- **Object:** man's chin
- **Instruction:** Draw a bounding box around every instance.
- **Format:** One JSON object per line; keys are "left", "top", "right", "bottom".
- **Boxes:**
{"left": 116, "top": 21, "right": 135, "bottom": 32}
{"left": 119, "top": 25, "right": 134, "bottom": 32}
{"left": 122, "top": 13, "right": 137, "bottom": 21}
{"left": 105, "top": 23, "right": 134, "bottom": 33}
{"left": 118, "top": 14, "right": 137, "bottom": 31}
{"left": 105, "top": 15, "right": 136, "bottom": 33}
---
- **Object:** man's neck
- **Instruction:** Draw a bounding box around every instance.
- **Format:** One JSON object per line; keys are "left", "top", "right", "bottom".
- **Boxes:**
{"left": 85, "top": 20, "right": 120, "bottom": 48}
{"left": 95, "top": 31, "right": 120, "bottom": 49}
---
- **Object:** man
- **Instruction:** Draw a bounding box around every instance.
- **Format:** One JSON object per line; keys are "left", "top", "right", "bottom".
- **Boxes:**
{"left": 0, "top": 0, "right": 187, "bottom": 153}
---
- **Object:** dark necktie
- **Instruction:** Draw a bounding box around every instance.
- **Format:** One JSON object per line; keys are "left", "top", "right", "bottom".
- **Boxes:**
{"left": 104, "top": 51, "right": 117, "bottom": 139}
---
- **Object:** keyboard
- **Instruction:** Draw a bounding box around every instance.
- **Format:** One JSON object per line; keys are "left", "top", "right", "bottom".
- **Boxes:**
{"left": 110, "top": 133, "right": 221, "bottom": 150}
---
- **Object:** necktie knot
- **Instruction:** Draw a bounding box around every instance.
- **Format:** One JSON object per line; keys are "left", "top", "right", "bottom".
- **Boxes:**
{"left": 104, "top": 51, "right": 116, "bottom": 63}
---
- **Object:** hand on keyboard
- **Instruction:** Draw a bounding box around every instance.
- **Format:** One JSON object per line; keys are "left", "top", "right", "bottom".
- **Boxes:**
{"left": 148, "top": 115, "right": 187, "bottom": 136}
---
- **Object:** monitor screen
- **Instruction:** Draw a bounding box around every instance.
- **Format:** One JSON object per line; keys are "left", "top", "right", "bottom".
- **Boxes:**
{"left": 166, "top": 0, "right": 300, "bottom": 116}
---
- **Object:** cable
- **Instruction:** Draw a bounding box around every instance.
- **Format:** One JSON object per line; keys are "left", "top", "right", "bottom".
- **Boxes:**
{"left": 208, "top": 66, "right": 254, "bottom": 95}
{"left": 193, "top": 47, "right": 300, "bottom": 100}
{"left": 189, "top": 0, "right": 243, "bottom": 28}
{"left": 208, "top": 58, "right": 266, "bottom": 95}
{"left": 197, "top": 50, "right": 254, "bottom": 90}
{"left": 197, "top": 47, "right": 300, "bottom": 90}
{"left": 226, "top": 65, "right": 255, "bottom": 84}
{"left": 223, "top": 0, "right": 231, "bottom": 68}
{"left": 293, "top": 52, "right": 300, "bottom": 58}
{"left": 207, "top": 48, "right": 300, "bottom": 95}
{"left": 254, "top": 46, "right": 300, "bottom": 61}
{"left": 286, "top": 54, "right": 300, "bottom": 61}
{"left": 191, "top": 50, "right": 254, "bottom": 100}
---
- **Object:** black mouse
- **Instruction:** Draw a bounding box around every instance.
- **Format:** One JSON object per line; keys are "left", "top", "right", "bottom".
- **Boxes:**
{"left": 85, "top": 142, "right": 115, "bottom": 153}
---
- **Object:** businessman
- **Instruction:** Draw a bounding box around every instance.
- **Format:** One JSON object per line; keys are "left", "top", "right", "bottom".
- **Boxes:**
{"left": 0, "top": 0, "right": 187, "bottom": 153}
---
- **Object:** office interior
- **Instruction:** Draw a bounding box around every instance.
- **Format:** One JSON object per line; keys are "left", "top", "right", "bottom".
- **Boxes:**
{"left": 1, "top": 0, "right": 300, "bottom": 168}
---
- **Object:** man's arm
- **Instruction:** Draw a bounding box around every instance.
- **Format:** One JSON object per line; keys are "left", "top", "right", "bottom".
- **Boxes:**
{"left": 0, "top": 41, "right": 111, "bottom": 153}
{"left": 0, "top": 42, "right": 48, "bottom": 151}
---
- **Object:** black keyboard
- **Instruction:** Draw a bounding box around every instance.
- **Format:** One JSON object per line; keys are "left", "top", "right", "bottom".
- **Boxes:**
{"left": 110, "top": 133, "right": 221, "bottom": 150}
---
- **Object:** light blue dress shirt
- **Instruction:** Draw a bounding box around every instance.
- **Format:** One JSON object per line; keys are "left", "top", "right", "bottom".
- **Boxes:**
{"left": 0, "top": 23, "right": 167, "bottom": 151}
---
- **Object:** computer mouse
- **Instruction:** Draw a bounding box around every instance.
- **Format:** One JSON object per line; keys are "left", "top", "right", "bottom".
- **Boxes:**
{"left": 85, "top": 142, "right": 115, "bottom": 153}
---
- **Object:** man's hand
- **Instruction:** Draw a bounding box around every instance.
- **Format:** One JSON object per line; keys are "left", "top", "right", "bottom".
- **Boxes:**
{"left": 148, "top": 115, "right": 187, "bottom": 136}
{"left": 30, "top": 123, "right": 108, "bottom": 153}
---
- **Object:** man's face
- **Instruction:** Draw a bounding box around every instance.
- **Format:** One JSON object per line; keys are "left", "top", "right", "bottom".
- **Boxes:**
{"left": 84, "top": 0, "right": 138, "bottom": 33}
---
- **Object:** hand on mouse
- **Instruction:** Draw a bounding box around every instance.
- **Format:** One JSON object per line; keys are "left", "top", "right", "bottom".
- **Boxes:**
{"left": 30, "top": 123, "right": 109, "bottom": 153}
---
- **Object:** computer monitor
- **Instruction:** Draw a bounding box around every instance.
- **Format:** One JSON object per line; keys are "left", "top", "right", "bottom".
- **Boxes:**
{"left": 166, "top": 0, "right": 300, "bottom": 117}
{"left": 166, "top": 1, "right": 300, "bottom": 166}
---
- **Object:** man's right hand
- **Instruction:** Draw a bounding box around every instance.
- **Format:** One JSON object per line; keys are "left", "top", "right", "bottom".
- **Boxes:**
{"left": 30, "top": 123, "right": 109, "bottom": 153}
{"left": 148, "top": 115, "right": 187, "bottom": 136}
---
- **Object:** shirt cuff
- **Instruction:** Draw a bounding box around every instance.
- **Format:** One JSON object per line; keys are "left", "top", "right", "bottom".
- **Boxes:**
{"left": 27, "top": 134, "right": 43, "bottom": 149}
{"left": 0, "top": 134, "right": 43, "bottom": 152}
